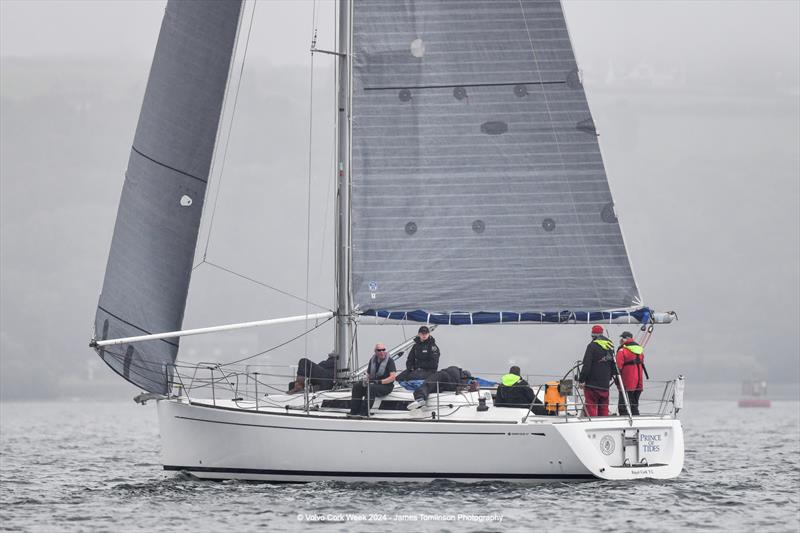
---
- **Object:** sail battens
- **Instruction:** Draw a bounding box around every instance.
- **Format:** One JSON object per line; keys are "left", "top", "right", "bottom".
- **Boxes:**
{"left": 96, "top": 305, "right": 179, "bottom": 348}
{"left": 130, "top": 146, "right": 208, "bottom": 184}
{"left": 351, "top": 148, "right": 602, "bottom": 159}
{"left": 364, "top": 80, "right": 564, "bottom": 91}
{"left": 350, "top": 0, "right": 640, "bottom": 316}
{"left": 94, "top": 0, "right": 243, "bottom": 394}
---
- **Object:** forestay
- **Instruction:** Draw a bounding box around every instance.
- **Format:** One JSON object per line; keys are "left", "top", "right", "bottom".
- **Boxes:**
{"left": 350, "top": 0, "right": 642, "bottom": 323}
{"left": 93, "top": 0, "right": 242, "bottom": 393}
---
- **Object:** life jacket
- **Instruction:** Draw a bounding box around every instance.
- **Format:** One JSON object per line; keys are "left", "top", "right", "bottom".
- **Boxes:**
{"left": 618, "top": 341, "right": 647, "bottom": 389}
{"left": 593, "top": 338, "right": 616, "bottom": 363}
{"left": 501, "top": 373, "right": 522, "bottom": 387}
{"left": 622, "top": 342, "right": 644, "bottom": 367}
{"left": 579, "top": 335, "right": 617, "bottom": 390}
{"left": 593, "top": 338, "right": 614, "bottom": 351}
{"left": 368, "top": 355, "right": 391, "bottom": 380}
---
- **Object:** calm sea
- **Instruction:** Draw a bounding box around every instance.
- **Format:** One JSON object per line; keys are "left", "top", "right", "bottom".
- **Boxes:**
{"left": 1, "top": 399, "right": 798, "bottom": 532}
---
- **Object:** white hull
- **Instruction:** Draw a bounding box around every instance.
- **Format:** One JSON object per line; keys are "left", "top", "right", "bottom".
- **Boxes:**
{"left": 157, "top": 391, "right": 684, "bottom": 483}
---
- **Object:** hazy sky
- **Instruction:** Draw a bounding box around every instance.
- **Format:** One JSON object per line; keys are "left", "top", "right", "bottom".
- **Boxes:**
{"left": 0, "top": 0, "right": 336, "bottom": 65}
{"left": 1, "top": 0, "right": 798, "bottom": 399}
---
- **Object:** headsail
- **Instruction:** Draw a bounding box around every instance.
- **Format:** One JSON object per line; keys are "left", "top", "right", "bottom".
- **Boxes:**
{"left": 93, "top": 0, "right": 243, "bottom": 393}
{"left": 350, "top": 0, "right": 643, "bottom": 323}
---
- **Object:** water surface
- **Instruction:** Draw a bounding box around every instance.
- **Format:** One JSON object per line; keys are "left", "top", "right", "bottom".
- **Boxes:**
{"left": 1, "top": 400, "right": 798, "bottom": 532}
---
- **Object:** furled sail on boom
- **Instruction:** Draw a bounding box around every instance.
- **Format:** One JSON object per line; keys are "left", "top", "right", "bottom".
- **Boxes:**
{"left": 350, "top": 0, "right": 644, "bottom": 324}
{"left": 93, "top": 0, "right": 243, "bottom": 393}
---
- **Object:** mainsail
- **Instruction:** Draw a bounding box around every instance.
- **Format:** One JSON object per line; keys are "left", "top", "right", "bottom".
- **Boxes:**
{"left": 350, "top": 0, "right": 643, "bottom": 323}
{"left": 93, "top": 0, "right": 243, "bottom": 393}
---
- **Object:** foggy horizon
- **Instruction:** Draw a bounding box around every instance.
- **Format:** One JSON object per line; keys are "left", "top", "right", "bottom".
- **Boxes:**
{"left": 1, "top": 0, "right": 798, "bottom": 400}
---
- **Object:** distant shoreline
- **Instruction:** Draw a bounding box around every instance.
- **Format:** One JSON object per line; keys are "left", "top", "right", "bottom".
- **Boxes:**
{"left": 2, "top": 382, "right": 798, "bottom": 403}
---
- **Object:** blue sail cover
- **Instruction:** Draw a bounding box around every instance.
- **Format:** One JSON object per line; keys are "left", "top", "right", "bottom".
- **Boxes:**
{"left": 362, "top": 308, "right": 652, "bottom": 325}
{"left": 350, "top": 0, "right": 644, "bottom": 324}
{"left": 93, "top": 0, "right": 242, "bottom": 393}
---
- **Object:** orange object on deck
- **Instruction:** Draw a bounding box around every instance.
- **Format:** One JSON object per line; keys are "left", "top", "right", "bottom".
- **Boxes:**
{"left": 544, "top": 381, "right": 566, "bottom": 414}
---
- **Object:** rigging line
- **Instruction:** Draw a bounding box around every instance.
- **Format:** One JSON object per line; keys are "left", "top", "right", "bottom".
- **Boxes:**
{"left": 350, "top": 320, "right": 359, "bottom": 377}
{"left": 200, "top": 0, "right": 258, "bottom": 264}
{"left": 319, "top": 8, "right": 339, "bottom": 298}
{"left": 100, "top": 348, "right": 176, "bottom": 385}
{"left": 317, "top": 64, "right": 337, "bottom": 280}
{"left": 219, "top": 316, "right": 335, "bottom": 367}
{"left": 517, "top": 0, "right": 600, "bottom": 301}
{"left": 203, "top": 260, "right": 332, "bottom": 311}
{"left": 309, "top": 0, "right": 320, "bottom": 41}
{"left": 304, "top": 0, "right": 320, "bottom": 360}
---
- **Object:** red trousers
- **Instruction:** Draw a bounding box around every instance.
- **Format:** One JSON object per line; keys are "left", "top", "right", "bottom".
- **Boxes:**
{"left": 583, "top": 387, "right": 609, "bottom": 417}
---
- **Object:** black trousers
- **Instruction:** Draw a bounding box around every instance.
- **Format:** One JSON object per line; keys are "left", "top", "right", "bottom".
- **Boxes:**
{"left": 349, "top": 382, "right": 394, "bottom": 415}
{"left": 413, "top": 371, "right": 457, "bottom": 402}
{"left": 618, "top": 389, "right": 642, "bottom": 416}
{"left": 297, "top": 358, "right": 334, "bottom": 390}
{"left": 396, "top": 368, "right": 435, "bottom": 382}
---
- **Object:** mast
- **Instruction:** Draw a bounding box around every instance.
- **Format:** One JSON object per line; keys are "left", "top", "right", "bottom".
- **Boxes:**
{"left": 334, "top": 0, "right": 351, "bottom": 383}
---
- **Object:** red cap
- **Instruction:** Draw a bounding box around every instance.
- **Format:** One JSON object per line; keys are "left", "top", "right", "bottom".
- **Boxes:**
{"left": 591, "top": 325, "right": 604, "bottom": 335}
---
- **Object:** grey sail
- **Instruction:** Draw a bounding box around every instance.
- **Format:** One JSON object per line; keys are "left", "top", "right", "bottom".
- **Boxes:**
{"left": 350, "top": 0, "right": 642, "bottom": 321}
{"left": 93, "top": 0, "right": 242, "bottom": 393}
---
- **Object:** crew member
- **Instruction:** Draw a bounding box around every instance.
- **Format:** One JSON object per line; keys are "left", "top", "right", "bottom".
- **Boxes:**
{"left": 287, "top": 352, "right": 336, "bottom": 394}
{"left": 348, "top": 344, "right": 397, "bottom": 416}
{"left": 616, "top": 331, "right": 648, "bottom": 415}
{"left": 578, "top": 325, "right": 618, "bottom": 417}
{"left": 495, "top": 366, "right": 535, "bottom": 408}
{"left": 396, "top": 326, "right": 440, "bottom": 382}
{"left": 407, "top": 365, "right": 477, "bottom": 410}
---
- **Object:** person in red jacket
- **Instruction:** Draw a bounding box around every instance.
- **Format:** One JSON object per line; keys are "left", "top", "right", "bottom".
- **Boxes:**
{"left": 616, "top": 331, "right": 648, "bottom": 415}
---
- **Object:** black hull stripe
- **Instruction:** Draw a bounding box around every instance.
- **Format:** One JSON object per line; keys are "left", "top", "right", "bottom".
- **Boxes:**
{"left": 163, "top": 465, "right": 594, "bottom": 480}
{"left": 175, "top": 415, "right": 547, "bottom": 436}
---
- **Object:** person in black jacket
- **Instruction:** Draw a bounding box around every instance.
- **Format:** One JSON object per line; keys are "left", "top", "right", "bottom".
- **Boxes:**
{"left": 407, "top": 365, "right": 477, "bottom": 410}
{"left": 577, "top": 325, "right": 619, "bottom": 416}
{"left": 495, "top": 366, "right": 535, "bottom": 408}
{"left": 396, "top": 326, "right": 440, "bottom": 382}
{"left": 287, "top": 352, "right": 336, "bottom": 393}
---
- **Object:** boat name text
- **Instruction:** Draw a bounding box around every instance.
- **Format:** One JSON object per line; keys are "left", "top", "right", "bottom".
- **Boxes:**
{"left": 639, "top": 433, "right": 663, "bottom": 453}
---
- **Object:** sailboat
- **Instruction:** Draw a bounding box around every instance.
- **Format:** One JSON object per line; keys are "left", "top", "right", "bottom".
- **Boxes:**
{"left": 90, "top": 0, "right": 685, "bottom": 482}
{"left": 738, "top": 380, "right": 771, "bottom": 408}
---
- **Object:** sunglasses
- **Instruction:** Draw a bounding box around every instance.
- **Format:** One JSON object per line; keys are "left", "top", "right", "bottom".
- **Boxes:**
{"left": 376, "top": 348, "right": 387, "bottom": 352}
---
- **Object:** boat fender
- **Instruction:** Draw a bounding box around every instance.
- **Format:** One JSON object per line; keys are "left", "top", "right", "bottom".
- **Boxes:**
{"left": 133, "top": 392, "right": 165, "bottom": 405}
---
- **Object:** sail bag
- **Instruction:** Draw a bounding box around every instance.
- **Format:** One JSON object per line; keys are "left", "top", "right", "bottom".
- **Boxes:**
{"left": 350, "top": 0, "right": 642, "bottom": 321}
{"left": 94, "top": 0, "right": 242, "bottom": 393}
